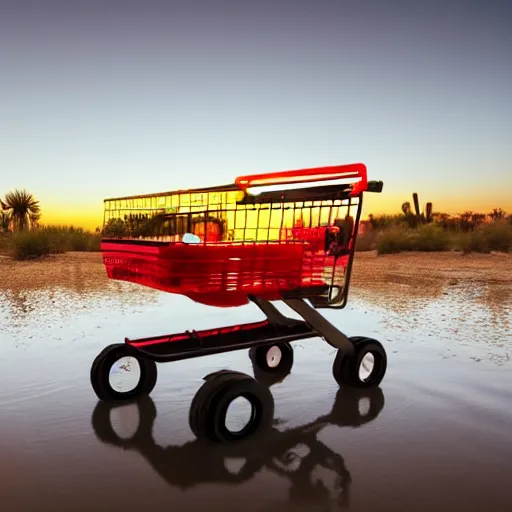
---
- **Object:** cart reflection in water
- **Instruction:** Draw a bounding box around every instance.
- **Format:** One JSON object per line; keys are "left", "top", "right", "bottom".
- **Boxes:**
{"left": 91, "top": 366, "right": 385, "bottom": 511}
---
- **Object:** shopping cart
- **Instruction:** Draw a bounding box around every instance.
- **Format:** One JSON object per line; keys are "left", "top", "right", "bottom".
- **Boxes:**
{"left": 90, "top": 163, "right": 388, "bottom": 402}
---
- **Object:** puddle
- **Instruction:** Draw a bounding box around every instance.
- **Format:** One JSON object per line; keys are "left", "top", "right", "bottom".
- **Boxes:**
{"left": 1, "top": 253, "right": 511, "bottom": 511}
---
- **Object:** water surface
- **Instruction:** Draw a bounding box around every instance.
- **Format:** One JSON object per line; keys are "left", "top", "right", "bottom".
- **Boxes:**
{"left": 1, "top": 259, "right": 511, "bottom": 511}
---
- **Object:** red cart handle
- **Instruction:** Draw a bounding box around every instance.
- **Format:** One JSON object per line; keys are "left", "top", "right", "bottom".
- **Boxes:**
{"left": 235, "top": 163, "right": 368, "bottom": 195}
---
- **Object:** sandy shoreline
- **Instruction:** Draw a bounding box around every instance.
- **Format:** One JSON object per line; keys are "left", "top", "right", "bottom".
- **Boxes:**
{"left": 1, "top": 250, "right": 511, "bottom": 293}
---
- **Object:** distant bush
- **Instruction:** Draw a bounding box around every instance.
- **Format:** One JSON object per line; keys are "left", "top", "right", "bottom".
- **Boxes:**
{"left": 373, "top": 220, "right": 511, "bottom": 255}
{"left": 0, "top": 234, "right": 12, "bottom": 254}
{"left": 367, "top": 214, "right": 406, "bottom": 230}
{"left": 361, "top": 207, "right": 512, "bottom": 255}
{"left": 376, "top": 224, "right": 453, "bottom": 255}
{"left": 483, "top": 220, "right": 512, "bottom": 252}
{"left": 407, "top": 224, "right": 452, "bottom": 252}
{"left": 375, "top": 226, "right": 414, "bottom": 254}
{"left": 11, "top": 229, "right": 52, "bottom": 260}
{"left": 9, "top": 225, "right": 101, "bottom": 260}
{"left": 457, "top": 220, "right": 512, "bottom": 254}
{"left": 355, "top": 229, "right": 377, "bottom": 252}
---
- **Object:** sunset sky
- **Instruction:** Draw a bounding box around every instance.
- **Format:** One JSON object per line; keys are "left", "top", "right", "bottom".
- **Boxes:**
{"left": 2, "top": 0, "right": 511, "bottom": 231}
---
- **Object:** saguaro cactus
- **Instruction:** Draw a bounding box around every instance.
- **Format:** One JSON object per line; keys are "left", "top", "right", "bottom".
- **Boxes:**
{"left": 425, "top": 202, "right": 433, "bottom": 223}
{"left": 405, "top": 193, "right": 434, "bottom": 224}
{"left": 412, "top": 193, "right": 421, "bottom": 217}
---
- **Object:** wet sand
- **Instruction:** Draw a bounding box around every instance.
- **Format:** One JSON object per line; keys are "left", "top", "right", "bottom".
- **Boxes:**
{"left": 1, "top": 251, "right": 512, "bottom": 511}
{"left": 2, "top": 250, "right": 512, "bottom": 291}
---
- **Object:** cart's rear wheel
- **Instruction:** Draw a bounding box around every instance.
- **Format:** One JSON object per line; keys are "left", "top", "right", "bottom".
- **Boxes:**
{"left": 189, "top": 370, "right": 274, "bottom": 443}
{"left": 249, "top": 342, "right": 294, "bottom": 376}
{"left": 332, "top": 336, "right": 387, "bottom": 388}
{"left": 90, "top": 343, "right": 158, "bottom": 401}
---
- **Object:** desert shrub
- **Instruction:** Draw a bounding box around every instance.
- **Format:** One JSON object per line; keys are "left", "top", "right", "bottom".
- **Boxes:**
{"left": 11, "top": 229, "right": 53, "bottom": 260}
{"left": 61, "top": 226, "right": 92, "bottom": 251}
{"left": 87, "top": 234, "right": 101, "bottom": 251}
{"left": 458, "top": 220, "right": 512, "bottom": 253}
{"left": 376, "top": 224, "right": 453, "bottom": 254}
{"left": 368, "top": 214, "right": 406, "bottom": 230}
{"left": 9, "top": 225, "right": 101, "bottom": 260}
{"left": 355, "top": 230, "right": 377, "bottom": 251}
{"left": 0, "top": 234, "right": 13, "bottom": 254}
{"left": 408, "top": 224, "right": 453, "bottom": 252}
{"left": 483, "top": 220, "right": 512, "bottom": 252}
{"left": 457, "top": 231, "right": 490, "bottom": 254}
{"left": 42, "top": 226, "right": 67, "bottom": 253}
{"left": 376, "top": 226, "right": 414, "bottom": 254}
{"left": 36, "top": 225, "right": 102, "bottom": 252}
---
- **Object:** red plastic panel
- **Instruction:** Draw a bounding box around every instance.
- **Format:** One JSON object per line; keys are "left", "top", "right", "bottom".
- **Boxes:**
{"left": 101, "top": 239, "right": 344, "bottom": 307}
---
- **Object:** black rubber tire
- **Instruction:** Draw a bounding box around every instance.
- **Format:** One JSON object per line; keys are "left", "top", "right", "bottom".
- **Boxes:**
{"left": 189, "top": 371, "right": 274, "bottom": 443}
{"left": 332, "top": 336, "right": 387, "bottom": 389}
{"left": 249, "top": 342, "right": 294, "bottom": 375}
{"left": 91, "top": 396, "right": 157, "bottom": 447}
{"left": 90, "top": 343, "right": 158, "bottom": 401}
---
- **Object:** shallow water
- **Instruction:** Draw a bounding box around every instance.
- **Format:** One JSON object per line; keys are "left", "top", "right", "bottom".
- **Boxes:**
{"left": 1, "top": 270, "right": 512, "bottom": 512}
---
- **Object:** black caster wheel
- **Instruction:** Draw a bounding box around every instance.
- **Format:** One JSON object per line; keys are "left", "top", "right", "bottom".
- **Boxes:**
{"left": 90, "top": 343, "right": 158, "bottom": 401}
{"left": 189, "top": 370, "right": 274, "bottom": 443}
{"left": 249, "top": 342, "right": 294, "bottom": 376}
{"left": 332, "top": 336, "right": 387, "bottom": 389}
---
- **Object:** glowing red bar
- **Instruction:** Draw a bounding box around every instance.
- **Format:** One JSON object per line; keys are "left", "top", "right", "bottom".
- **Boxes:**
{"left": 235, "top": 163, "right": 368, "bottom": 194}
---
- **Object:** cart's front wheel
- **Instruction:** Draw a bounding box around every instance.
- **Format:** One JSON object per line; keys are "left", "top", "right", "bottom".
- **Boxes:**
{"left": 90, "top": 343, "right": 158, "bottom": 401}
{"left": 249, "top": 342, "right": 294, "bottom": 375}
{"left": 332, "top": 336, "right": 387, "bottom": 388}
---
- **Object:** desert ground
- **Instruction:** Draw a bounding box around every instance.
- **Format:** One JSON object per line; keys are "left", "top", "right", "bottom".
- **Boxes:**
{"left": 2, "top": 249, "right": 511, "bottom": 291}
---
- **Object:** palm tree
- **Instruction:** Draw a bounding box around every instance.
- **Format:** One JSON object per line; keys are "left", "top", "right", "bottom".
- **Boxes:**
{"left": 3, "top": 189, "right": 41, "bottom": 230}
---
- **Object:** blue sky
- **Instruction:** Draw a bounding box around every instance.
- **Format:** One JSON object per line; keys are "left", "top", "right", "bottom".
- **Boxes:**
{"left": 1, "top": 0, "right": 511, "bottom": 228}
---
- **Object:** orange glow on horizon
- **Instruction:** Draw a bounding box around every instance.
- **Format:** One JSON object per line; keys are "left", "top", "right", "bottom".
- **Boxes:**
{"left": 41, "top": 209, "right": 103, "bottom": 232}
{"left": 39, "top": 191, "right": 512, "bottom": 233}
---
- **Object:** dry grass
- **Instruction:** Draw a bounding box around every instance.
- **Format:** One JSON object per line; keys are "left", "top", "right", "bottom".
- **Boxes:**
{"left": 1, "top": 217, "right": 510, "bottom": 262}
{"left": 355, "top": 219, "right": 512, "bottom": 255}
{"left": 1, "top": 225, "right": 100, "bottom": 260}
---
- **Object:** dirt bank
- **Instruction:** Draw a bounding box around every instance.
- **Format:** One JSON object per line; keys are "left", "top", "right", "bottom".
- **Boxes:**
{"left": 0, "top": 252, "right": 107, "bottom": 292}
{"left": 349, "top": 250, "right": 512, "bottom": 311}
{"left": 353, "top": 250, "right": 512, "bottom": 284}
{"left": 1, "top": 250, "right": 510, "bottom": 294}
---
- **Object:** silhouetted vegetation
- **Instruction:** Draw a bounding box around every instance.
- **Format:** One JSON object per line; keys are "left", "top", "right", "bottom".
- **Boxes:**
{"left": 2, "top": 226, "right": 101, "bottom": 260}
{"left": 358, "top": 208, "right": 512, "bottom": 255}
{"left": 2, "top": 189, "right": 41, "bottom": 230}
{"left": 1, "top": 189, "right": 101, "bottom": 259}
{"left": 1, "top": 188, "right": 511, "bottom": 260}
